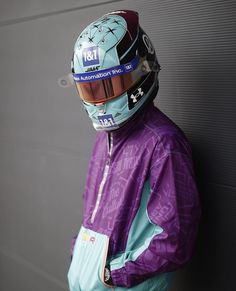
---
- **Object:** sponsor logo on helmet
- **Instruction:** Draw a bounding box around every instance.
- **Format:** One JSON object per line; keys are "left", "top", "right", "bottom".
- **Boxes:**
{"left": 98, "top": 114, "right": 117, "bottom": 128}
{"left": 73, "top": 56, "right": 139, "bottom": 82}
{"left": 82, "top": 46, "right": 99, "bottom": 67}
{"left": 130, "top": 88, "right": 144, "bottom": 103}
{"left": 85, "top": 66, "right": 100, "bottom": 72}
{"left": 142, "top": 34, "right": 155, "bottom": 54}
{"left": 124, "top": 63, "right": 133, "bottom": 72}
{"left": 128, "top": 87, "right": 144, "bottom": 110}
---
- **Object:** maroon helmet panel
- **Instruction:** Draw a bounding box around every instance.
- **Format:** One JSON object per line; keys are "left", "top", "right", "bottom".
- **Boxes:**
{"left": 107, "top": 10, "right": 139, "bottom": 61}
{"left": 107, "top": 10, "right": 139, "bottom": 40}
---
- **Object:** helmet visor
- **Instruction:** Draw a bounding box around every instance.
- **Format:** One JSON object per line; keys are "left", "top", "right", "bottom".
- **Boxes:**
{"left": 75, "top": 71, "right": 138, "bottom": 104}
{"left": 73, "top": 56, "right": 148, "bottom": 104}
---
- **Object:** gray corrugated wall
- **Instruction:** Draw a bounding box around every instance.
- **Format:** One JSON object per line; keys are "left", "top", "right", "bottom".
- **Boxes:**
{"left": 0, "top": 1, "right": 235, "bottom": 290}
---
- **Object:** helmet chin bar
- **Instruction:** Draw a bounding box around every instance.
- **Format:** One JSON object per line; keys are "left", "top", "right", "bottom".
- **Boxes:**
{"left": 92, "top": 121, "right": 119, "bottom": 131}
{"left": 86, "top": 70, "right": 159, "bottom": 132}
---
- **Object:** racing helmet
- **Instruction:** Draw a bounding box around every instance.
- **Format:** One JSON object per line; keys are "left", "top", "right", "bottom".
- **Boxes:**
{"left": 72, "top": 10, "right": 160, "bottom": 131}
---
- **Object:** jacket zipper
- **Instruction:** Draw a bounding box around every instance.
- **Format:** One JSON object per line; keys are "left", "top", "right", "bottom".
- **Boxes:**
{"left": 90, "top": 133, "right": 113, "bottom": 224}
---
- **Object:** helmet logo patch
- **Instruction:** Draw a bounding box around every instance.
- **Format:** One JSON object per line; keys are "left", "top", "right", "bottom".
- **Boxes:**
{"left": 130, "top": 88, "right": 144, "bottom": 103}
{"left": 82, "top": 46, "right": 99, "bottom": 67}
{"left": 98, "top": 114, "right": 117, "bottom": 128}
{"left": 142, "top": 34, "right": 155, "bottom": 55}
{"left": 128, "top": 87, "right": 144, "bottom": 110}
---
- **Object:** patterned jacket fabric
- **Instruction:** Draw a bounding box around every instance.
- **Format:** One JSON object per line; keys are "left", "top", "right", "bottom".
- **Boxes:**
{"left": 68, "top": 102, "right": 200, "bottom": 290}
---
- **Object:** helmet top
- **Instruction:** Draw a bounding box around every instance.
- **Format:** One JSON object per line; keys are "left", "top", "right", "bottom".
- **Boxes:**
{"left": 73, "top": 10, "right": 140, "bottom": 73}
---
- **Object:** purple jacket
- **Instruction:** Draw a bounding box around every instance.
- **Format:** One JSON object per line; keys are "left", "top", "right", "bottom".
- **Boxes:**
{"left": 68, "top": 103, "right": 200, "bottom": 290}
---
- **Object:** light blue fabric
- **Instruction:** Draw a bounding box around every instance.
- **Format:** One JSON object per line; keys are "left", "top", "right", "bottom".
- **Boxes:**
{"left": 68, "top": 226, "right": 112, "bottom": 291}
{"left": 110, "top": 181, "right": 163, "bottom": 270}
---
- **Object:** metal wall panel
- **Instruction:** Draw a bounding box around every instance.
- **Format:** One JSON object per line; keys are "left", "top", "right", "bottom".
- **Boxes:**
{"left": 139, "top": 0, "right": 236, "bottom": 187}
{"left": 0, "top": 0, "right": 124, "bottom": 24}
{"left": 0, "top": 1, "right": 235, "bottom": 290}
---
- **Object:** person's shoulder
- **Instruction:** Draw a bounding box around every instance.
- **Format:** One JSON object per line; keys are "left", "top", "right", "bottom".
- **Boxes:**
{"left": 143, "top": 105, "right": 192, "bottom": 156}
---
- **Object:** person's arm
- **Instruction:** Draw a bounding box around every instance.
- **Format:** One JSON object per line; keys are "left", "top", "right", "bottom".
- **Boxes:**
{"left": 110, "top": 142, "right": 201, "bottom": 287}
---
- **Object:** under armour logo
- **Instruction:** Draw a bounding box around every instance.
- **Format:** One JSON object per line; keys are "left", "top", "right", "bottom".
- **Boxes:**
{"left": 130, "top": 88, "right": 144, "bottom": 103}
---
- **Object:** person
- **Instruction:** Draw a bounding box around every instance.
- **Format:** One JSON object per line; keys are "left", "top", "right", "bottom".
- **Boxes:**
{"left": 67, "top": 10, "right": 200, "bottom": 291}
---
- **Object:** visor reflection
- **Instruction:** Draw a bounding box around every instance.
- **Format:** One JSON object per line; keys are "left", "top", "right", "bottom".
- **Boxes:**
{"left": 75, "top": 68, "right": 144, "bottom": 104}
